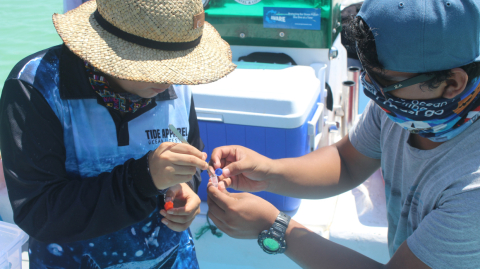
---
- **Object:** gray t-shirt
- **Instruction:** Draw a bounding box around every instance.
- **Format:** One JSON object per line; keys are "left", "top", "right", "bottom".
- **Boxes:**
{"left": 350, "top": 101, "right": 480, "bottom": 269}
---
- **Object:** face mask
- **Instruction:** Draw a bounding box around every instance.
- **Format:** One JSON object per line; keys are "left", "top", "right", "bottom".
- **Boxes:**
{"left": 360, "top": 72, "right": 480, "bottom": 142}
{"left": 85, "top": 61, "right": 153, "bottom": 113}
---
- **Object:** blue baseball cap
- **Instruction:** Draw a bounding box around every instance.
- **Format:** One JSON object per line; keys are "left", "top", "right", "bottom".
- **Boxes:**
{"left": 357, "top": 0, "right": 480, "bottom": 73}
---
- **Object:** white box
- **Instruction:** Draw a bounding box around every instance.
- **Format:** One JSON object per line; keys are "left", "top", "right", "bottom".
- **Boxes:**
{"left": 0, "top": 221, "right": 28, "bottom": 269}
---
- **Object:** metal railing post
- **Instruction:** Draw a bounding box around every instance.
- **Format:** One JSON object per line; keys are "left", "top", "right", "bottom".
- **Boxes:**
{"left": 347, "top": 66, "right": 361, "bottom": 128}
{"left": 342, "top": 80, "right": 355, "bottom": 137}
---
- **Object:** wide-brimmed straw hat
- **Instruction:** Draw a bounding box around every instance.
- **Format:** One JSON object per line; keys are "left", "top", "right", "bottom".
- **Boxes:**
{"left": 53, "top": 0, "right": 236, "bottom": 85}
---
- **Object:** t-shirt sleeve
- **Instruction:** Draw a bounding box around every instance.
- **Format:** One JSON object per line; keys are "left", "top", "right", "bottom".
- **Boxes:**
{"left": 349, "top": 100, "right": 383, "bottom": 159}
{"left": 407, "top": 188, "right": 480, "bottom": 269}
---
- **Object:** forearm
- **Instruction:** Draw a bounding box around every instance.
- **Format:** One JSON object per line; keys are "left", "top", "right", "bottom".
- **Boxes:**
{"left": 285, "top": 219, "right": 384, "bottom": 269}
{"left": 265, "top": 146, "right": 344, "bottom": 198}
{"left": 265, "top": 136, "right": 380, "bottom": 199}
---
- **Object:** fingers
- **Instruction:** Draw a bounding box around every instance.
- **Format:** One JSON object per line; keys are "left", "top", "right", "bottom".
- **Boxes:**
{"left": 208, "top": 190, "right": 281, "bottom": 239}
{"left": 160, "top": 184, "right": 201, "bottom": 232}
{"left": 207, "top": 210, "right": 232, "bottom": 235}
{"left": 165, "top": 194, "right": 200, "bottom": 216}
{"left": 217, "top": 180, "right": 228, "bottom": 191}
{"left": 210, "top": 146, "right": 241, "bottom": 168}
{"left": 156, "top": 143, "right": 208, "bottom": 170}
{"left": 160, "top": 206, "right": 200, "bottom": 232}
{"left": 206, "top": 192, "right": 229, "bottom": 231}
{"left": 164, "top": 173, "right": 192, "bottom": 184}
{"left": 210, "top": 146, "right": 253, "bottom": 178}
{"left": 171, "top": 156, "right": 208, "bottom": 171}
{"left": 206, "top": 199, "right": 227, "bottom": 221}
{"left": 150, "top": 142, "right": 209, "bottom": 189}
{"left": 167, "top": 153, "right": 208, "bottom": 171}
{"left": 164, "top": 184, "right": 181, "bottom": 202}
{"left": 166, "top": 163, "right": 199, "bottom": 176}
{"left": 160, "top": 201, "right": 201, "bottom": 232}
{"left": 160, "top": 206, "right": 199, "bottom": 226}
{"left": 167, "top": 142, "right": 205, "bottom": 160}
{"left": 206, "top": 182, "right": 234, "bottom": 211}
{"left": 207, "top": 166, "right": 215, "bottom": 176}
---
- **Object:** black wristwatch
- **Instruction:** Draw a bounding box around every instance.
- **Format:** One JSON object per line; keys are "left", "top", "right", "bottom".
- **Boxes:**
{"left": 258, "top": 212, "right": 291, "bottom": 254}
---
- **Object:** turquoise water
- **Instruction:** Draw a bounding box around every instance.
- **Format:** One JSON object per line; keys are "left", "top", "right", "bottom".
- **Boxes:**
{"left": 0, "top": 0, "right": 63, "bottom": 92}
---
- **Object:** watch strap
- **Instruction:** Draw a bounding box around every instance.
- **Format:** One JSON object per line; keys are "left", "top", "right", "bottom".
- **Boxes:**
{"left": 274, "top": 212, "right": 291, "bottom": 232}
{"left": 257, "top": 212, "right": 291, "bottom": 255}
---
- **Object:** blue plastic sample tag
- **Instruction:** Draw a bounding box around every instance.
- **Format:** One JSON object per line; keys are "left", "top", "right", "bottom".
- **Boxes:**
{"left": 263, "top": 7, "right": 321, "bottom": 31}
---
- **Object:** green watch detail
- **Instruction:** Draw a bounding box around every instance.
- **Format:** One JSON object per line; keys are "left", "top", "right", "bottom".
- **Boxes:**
{"left": 263, "top": 238, "right": 280, "bottom": 251}
{"left": 258, "top": 212, "right": 291, "bottom": 255}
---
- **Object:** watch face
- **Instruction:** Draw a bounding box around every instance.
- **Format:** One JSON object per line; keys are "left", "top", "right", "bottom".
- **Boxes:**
{"left": 263, "top": 238, "right": 280, "bottom": 251}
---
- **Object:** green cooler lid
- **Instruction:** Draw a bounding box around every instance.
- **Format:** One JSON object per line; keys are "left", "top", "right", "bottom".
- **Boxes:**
{"left": 204, "top": 0, "right": 342, "bottom": 49}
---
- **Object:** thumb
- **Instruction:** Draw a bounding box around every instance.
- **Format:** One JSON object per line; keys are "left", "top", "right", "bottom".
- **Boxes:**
{"left": 164, "top": 184, "right": 181, "bottom": 202}
{"left": 222, "top": 160, "right": 250, "bottom": 178}
{"left": 218, "top": 181, "right": 229, "bottom": 192}
{"left": 207, "top": 182, "right": 232, "bottom": 211}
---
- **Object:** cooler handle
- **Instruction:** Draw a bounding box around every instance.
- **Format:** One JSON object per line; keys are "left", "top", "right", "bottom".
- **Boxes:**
{"left": 308, "top": 103, "right": 324, "bottom": 152}
{"left": 197, "top": 113, "right": 224, "bottom": 123}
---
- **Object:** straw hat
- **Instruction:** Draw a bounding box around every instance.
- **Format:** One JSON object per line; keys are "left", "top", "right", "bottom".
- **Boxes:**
{"left": 53, "top": 0, "right": 236, "bottom": 85}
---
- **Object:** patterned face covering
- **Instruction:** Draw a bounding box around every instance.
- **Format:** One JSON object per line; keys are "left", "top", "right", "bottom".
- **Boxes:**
{"left": 85, "top": 62, "right": 152, "bottom": 113}
{"left": 361, "top": 72, "right": 480, "bottom": 142}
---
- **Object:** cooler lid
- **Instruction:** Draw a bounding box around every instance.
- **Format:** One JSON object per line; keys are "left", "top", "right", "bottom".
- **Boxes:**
{"left": 189, "top": 61, "right": 324, "bottom": 129}
{"left": 203, "top": 0, "right": 342, "bottom": 49}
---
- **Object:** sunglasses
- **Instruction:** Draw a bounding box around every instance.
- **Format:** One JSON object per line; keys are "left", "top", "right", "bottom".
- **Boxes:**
{"left": 364, "top": 69, "right": 435, "bottom": 94}
{"left": 356, "top": 46, "right": 435, "bottom": 95}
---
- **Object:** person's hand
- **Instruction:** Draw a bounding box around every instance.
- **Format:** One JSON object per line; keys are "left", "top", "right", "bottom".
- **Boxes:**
{"left": 159, "top": 183, "right": 201, "bottom": 232}
{"left": 209, "top": 145, "right": 273, "bottom": 192}
{"left": 149, "top": 142, "right": 208, "bottom": 190}
{"left": 207, "top": 182, "right": 279, "bottom": 239}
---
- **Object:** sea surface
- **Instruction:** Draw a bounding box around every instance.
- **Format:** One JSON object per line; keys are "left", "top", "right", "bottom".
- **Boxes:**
{"left": 0, "top": 0, "right": 63, "bottom": 93}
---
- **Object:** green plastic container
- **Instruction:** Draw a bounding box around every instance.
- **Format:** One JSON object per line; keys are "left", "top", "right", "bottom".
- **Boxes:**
{"left": 204, "top": 0, "right": 342, "bottom": 48}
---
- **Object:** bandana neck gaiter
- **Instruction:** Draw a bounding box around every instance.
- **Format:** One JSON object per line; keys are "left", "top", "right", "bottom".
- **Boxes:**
{"left": 361, "top": 72, "right": 480, "bottom": 142}
{"left": 85, "top": 62, "right": 152, "bottom": 113}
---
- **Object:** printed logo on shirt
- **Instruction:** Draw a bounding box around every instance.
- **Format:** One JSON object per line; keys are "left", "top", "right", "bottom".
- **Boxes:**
{"left": 145, "top": 127, "right": 188, "bottom": 145}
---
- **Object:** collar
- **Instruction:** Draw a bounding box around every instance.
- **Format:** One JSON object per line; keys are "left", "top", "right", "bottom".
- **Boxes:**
{"left": 58, "top": 44, "right": 178, "bottom": 101}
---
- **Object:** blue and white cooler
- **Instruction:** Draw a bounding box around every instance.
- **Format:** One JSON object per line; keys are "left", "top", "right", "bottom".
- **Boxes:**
{"left": 189, "top": 61, "right": 326, "bottom": 211}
